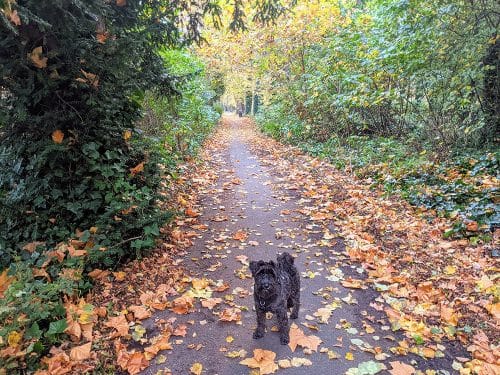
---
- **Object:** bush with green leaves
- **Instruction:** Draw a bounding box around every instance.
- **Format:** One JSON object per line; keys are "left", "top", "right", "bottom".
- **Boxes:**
{"left": 138, "top": 50, "right": 221, "bottom": 160}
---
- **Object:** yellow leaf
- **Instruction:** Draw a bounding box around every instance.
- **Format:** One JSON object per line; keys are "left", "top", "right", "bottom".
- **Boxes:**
{"left": 52, "top": 130, "right": 64, "bottom": 144}
{"left": 190, "top": 362, "right": 203, "bottom": 375}
{"left": 226, "top": 336, "right": 234, "bottom": 343}
{"left": 28, "top": 46, "right": 47, "bottom": 68}
{"left": 345, "top": 352, "right": 354, "bottom": 360}
{"left": 7, "top": 331, "right": 22, "bottom": 347}
{"left": 123, "top": 130, "right": 132, "bottom": 140}
{"left": 443, "top": 265, "right": 456, "bottom": 275}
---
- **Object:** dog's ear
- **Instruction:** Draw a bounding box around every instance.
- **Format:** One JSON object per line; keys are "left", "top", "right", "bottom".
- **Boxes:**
{"left": 249, "top": 261, "right": 260, "bottom": 276}
{"left": 269, "top": 260, "right": 277, "bottom": 268}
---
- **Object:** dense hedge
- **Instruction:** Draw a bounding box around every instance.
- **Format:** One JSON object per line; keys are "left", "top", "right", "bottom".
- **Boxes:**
{"left": 0, "top": 1, "right": 220, "bottom": 370}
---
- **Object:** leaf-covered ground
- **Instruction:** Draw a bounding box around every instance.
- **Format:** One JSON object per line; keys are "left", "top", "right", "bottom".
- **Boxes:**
{"left": 32, "top": 116, "right": 498, "bottom": 374}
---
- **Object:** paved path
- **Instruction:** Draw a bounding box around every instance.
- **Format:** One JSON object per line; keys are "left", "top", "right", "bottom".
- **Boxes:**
{"left": 139, "top": 116, "right": 466, "bottom": 375}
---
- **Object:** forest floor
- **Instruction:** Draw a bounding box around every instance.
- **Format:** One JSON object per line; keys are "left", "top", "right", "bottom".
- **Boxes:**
{"left": 89, "top": 115, "right": 498, "bottom": 375}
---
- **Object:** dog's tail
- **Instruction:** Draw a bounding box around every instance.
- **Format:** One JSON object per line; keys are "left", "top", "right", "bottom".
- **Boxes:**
{"left": 277, "top": 252, "right": 296, "bottom": 275}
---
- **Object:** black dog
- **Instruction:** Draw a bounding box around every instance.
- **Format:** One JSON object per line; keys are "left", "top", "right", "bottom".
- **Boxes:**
{"left": 249, "top": 252, "right": 300, "bottom": 344}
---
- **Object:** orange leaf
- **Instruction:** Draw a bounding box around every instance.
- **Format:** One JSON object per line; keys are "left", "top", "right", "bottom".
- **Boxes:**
{"left": 0, "top": 270, "right": 15, "bottom": 298}
{"left": 68, "top": 245, "right": 87, "bottom": 257}
{"left": 41, "top": 351, "right": 72, "bottom": 374}
{"left": 126, "top": 352, "right": 149, "bottom": 375}
{"left": 440, "top": 304, "right": 459, "bottom": 326}
{"left": 201, "top": 298, "right": 222, "bottom": 309}
{"left": 185, "top": 207, "right": 200, "bottom": 217}
{"left": 96, "top": 32, "right": 109, "bottom": 44}
{"left": 116, "top": 0, "right": 127, "bottom": 6}
{"left": 219, "top": 307, "right": 241, "bottom": 322}
{"left": 130, "top": 162, "right": 144, "bottom": 176}
{"left": 70, "top": 342, "right": 92, "bottom": 361}
{"left": 173, "top": 324, "right": 187, "bottom": 337}
{"left": 28, "top": 46, "right": 47, "bottom": 68}
{"left": 104, "top": 314, "right": 129, "bottom": 338}
{"left": 288, "top": 323, "right": 322, "bottom": 352}
{"left": 88, "top": 269, "right": 110, "bottom": 281}
{"left": 170, "top": 295, "right": 194, "bottom": 315}
{"left": 52, "top": 130, "right": 64, "bottom": 144}
{"left": 240, "top": 349, "right": 278, "bottom": 374}
{"left": 128, "top": 305, "right": 151, "bottom": 320}
{"left": 233, "top": 230, "right": 248, "bottom": 241}
{"left": 144, "top": 333, "right": 172, "bottom": 360}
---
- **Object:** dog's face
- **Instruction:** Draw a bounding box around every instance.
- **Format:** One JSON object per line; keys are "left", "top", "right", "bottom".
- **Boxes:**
{"left": 249, "top": 260, "right": 278, "bottom": 299}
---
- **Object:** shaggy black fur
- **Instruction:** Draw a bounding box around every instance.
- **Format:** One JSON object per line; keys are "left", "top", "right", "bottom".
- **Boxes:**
{"left": 249, "top": 252, "right": 300, "bottom": 344}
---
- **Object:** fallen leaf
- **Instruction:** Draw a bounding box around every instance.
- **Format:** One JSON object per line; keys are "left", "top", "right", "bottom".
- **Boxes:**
{"left": 389, "top": 361, "right": 416, "bottom": 375}
{"left": 28, "top": 46, "right": 47, "bottom": 68}
{"left": 201, "top": 298, "right": 222, "bottom": 309}
{"left": 240, "top": 349, "right": 278, "bottom": 374}
{"left": 0, "top": 269, "right": 15, "bottom": 298}
{"left": 288, "top": 323, "right": 322, "bottom": 352}
{"left": 219, "top": 308, "right": 241, "bottom": 322}
{"left": 69, "top": 342, "right": 92, "bottom": 361}
{"left": 104, "top": 314, "right": 129, "bottom": 338}
{"left": 233, "top": 230, "right": 248, "bottom": 241}
{"left": 190, "top": 362, "right": 203, "bottom": 375}
{"left": 144, "top": 333, "right": 172, "bottom": 360}
{"left": 130, "top": 162, "right": 145, "bottom": 176}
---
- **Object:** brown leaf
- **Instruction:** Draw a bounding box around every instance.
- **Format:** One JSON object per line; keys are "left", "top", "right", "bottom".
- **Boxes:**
{"left": 41, "top": 351, "right": 72, "bottom": 374}
{"left": 105, "top": 314, "right": 129, "bottom": 338}
{"left": 389, "top": 361, "right": 416, "bottom": 375}
{"left": 0, "top": 270, "right": 15, "bottom": 298}
{"left": 144, "top": 333, "right": 172, "bottom": 360}
{"left": 170, "top": 295, "right": 194, "bottom": 315}
{"left": 126, "top": 352, "right": 149, "bottom": 375}
{"left": 173, "top": 324, "right": 187, "bottom": 337}
{"left": 128, "top": 305, "right": 151, "bottom": 320}
{"left": 22, "top": 241, "right": 45, "bottom": 253}
{"left": 130, "top": 162, "right": 144, "bottom": 176}
{"left": 219, "top": 307, "right": 241, "bottom": 322}
{"left": 116, "top": 0, "right": 127, "bottom": 6}
{"left": 88, "top": 269, "right": 110, "bottom": 281}
{"left": 69, "top": 342, "right": 92, "bottom": 361}
{"left": 28, "top": 46, "right": 47, "bottom": 68}
{"left": 201, "top": 297, "right": 222, "bottom": 309}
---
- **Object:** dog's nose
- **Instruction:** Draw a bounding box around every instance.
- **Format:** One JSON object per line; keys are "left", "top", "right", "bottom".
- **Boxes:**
{"left": 263, "top": 282, "right": 269, "bottom": 289}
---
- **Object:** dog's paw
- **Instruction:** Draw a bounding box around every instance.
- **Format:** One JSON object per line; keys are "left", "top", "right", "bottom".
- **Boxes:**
{"left": 253, "top": 330, "right": 264, "bottom": 339}
{"left": 280, "top": 335, "right": 290, "bottom": 345}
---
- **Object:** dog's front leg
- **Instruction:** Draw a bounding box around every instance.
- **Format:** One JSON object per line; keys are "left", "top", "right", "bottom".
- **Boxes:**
{"left": 276, "top": 307, "right": 289, "bottom": 345}
{"left": 253, "top": 308, "right": 266, "bottom": 339}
